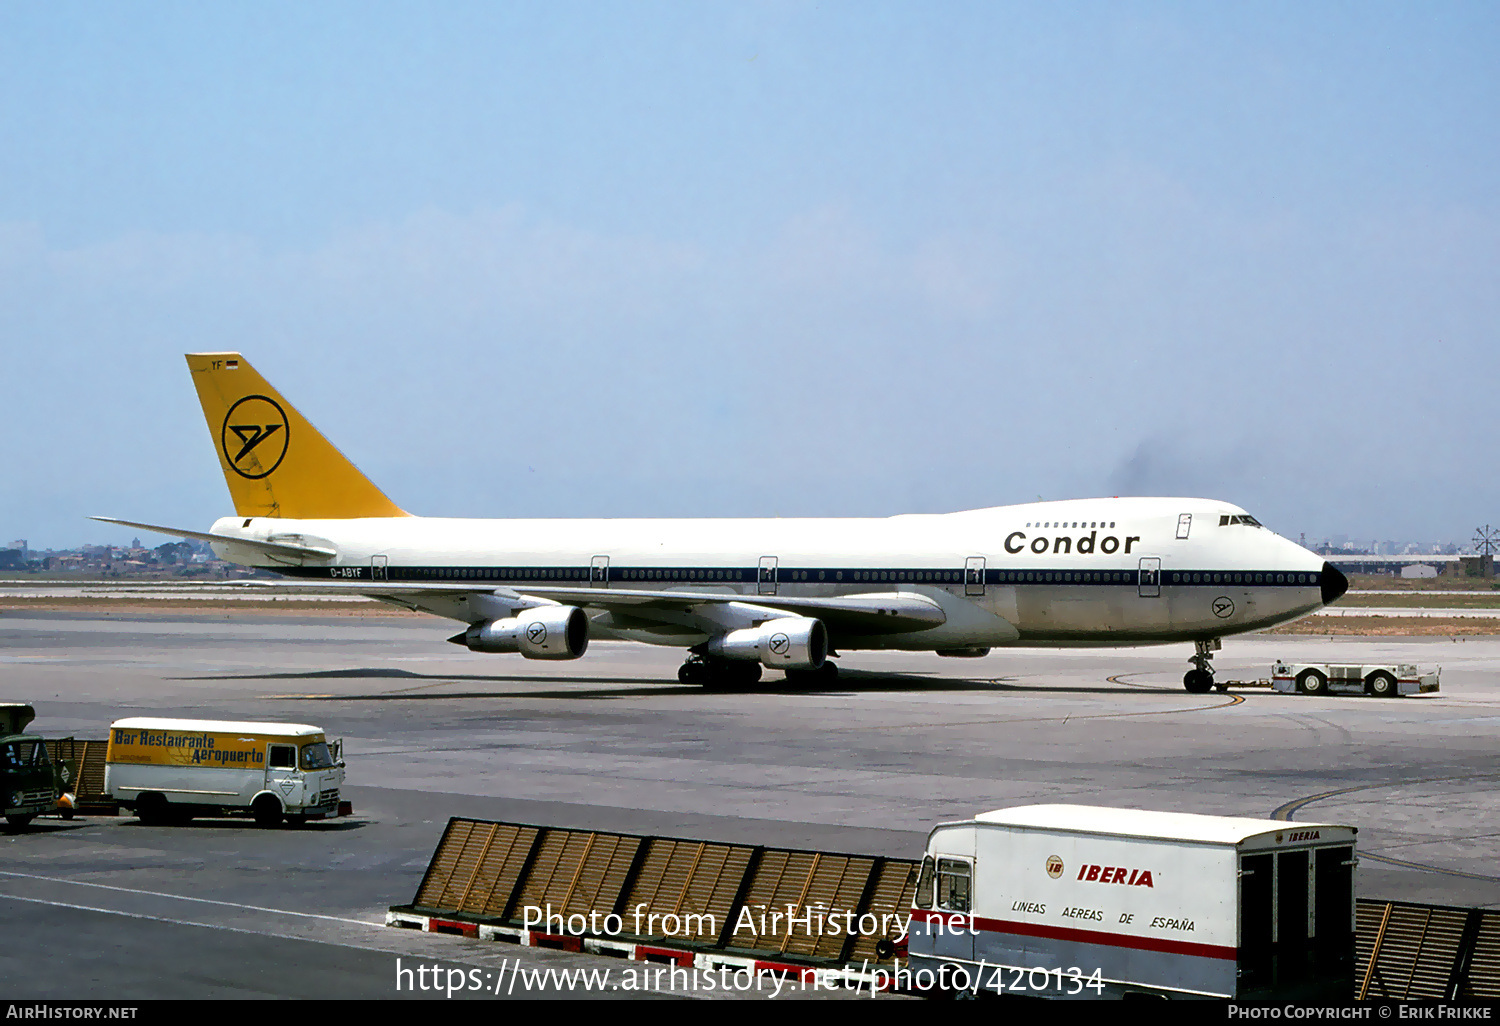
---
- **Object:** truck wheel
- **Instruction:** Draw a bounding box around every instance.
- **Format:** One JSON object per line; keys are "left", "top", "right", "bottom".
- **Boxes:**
{"left": 252, "top": 795, "right": 283, "bottom": 828}
{"left": 136, "top": 793, "right": 168, "bottom": 826}
{"left": 1366, "top": 671, "right": 1398, "bottom": 698}
{"left": 1296, "top": 670, "right": 1327, "bottom": 696}
{"left": 5, "top": 814, "right": 34, "bottom": 829}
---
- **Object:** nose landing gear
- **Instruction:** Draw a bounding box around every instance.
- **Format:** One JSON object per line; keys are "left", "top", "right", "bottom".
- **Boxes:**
{"left": 1184, "top": 638, "right": 1224, "bottom": 694}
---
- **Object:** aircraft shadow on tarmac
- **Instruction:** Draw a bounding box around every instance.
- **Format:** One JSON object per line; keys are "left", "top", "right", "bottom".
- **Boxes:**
{"left": 175, "top": 667, "right": 1192, "bottom": 700}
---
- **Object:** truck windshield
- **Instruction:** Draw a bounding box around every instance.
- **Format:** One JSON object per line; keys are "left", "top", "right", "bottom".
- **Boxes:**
{"left": 301, "top": 743, "right": 335, "bottom": 770}
{"left": 2, "top": 741, "right": 45, "bottom": 768}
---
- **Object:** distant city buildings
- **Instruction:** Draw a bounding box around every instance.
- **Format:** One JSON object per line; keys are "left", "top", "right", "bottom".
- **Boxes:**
{"left": 0, "top": 538, "right": 266, "bottom": 579}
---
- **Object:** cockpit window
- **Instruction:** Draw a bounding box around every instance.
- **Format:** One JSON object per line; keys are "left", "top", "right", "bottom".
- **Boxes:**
{"left": 1221, "top": 514, "right": 1263, "bottom": 527}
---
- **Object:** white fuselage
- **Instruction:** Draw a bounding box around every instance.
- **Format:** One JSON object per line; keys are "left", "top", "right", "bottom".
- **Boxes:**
{"left": 207, "top": 496, "right": 1335, "bottom": 652}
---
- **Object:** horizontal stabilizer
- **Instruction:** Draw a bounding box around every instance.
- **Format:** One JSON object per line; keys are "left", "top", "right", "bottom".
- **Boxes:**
{"left": 89, "top": 516, "right": 338, "bottom": 561}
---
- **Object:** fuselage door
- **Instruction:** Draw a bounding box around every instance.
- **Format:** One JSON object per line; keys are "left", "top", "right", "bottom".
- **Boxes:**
{"left": 1138, "top": 557, "right": 1161, "bottom": 598}
{"left": 758, "top": 556, "right": 778, "bottom": 596}
{"left": 964, "top": 556, "right": 986, "bottom": 597}
{"left": 590, "top": 555, "right": 609, "bottom": 588}
{"left": 370, "top": 554, "right": 387, "bottom": 582}
{"left": 1176, "top": 513, "right": 1192, "bottom": 539}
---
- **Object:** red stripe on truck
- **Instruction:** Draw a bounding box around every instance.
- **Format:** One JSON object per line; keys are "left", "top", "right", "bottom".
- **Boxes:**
{"left": 909, "top": 909, "right": 1235, "bottom": 961}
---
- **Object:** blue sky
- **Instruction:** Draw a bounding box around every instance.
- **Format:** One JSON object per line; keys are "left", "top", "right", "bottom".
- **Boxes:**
{"left": 2, "top": 2, "right": 1496, "bottom": 548}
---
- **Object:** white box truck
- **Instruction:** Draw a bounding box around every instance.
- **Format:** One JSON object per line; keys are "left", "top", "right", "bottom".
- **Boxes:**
{"left": 907, "top": 805, "right": 1355, "bottom": 1000}
{"left": 104, "top": 718, "right": 344, "bottom": 827}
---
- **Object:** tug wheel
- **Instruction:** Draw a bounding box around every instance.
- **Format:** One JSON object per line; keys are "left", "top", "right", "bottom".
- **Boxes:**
{"left": 1296, "top": 670, "right": 1328, "bottom": 696}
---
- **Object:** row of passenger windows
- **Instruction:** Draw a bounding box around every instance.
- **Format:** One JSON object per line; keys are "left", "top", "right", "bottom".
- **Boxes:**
{"left": 622, "top": 569, "right": 743, "bottom": 581}
{"left": 1025, "top": 521, "right": 1116, "bottom": 529}
{"left": 1001, "top": 571, "right": 1129, "bottom": 583}
{"left": 403, "top": 567, "right": 588, "bottom": 580}
{"left": 850, "top": 571, "right": 963, "bottom": 583}
{"left": 1171, "top": 572, "right": 1316, "bottom": 585}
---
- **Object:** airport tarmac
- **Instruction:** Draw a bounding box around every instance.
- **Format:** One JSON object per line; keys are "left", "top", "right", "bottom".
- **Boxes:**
{"left": 2, "top": 609, "right": 1499, "bottom": 999}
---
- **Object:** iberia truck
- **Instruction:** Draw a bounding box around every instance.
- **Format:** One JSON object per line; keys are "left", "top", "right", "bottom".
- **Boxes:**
{"left": 104, "top": 718, "right": 344, "bottom": 827}
{"left": 907, "top": 804, "right": 1356, "bottom": 1000}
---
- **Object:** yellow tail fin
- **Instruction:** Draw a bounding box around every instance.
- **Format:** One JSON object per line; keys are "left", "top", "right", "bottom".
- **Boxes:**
{"left": 186, "top": 353, "right": 409, "bottom": 519}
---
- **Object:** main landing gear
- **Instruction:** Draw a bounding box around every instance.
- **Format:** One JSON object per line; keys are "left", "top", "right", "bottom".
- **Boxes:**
{"left": 678, "top": 656, "right": 762, "bottom": 688}
{"left": 676, "top": 656, "right": 840, "bottom": 687}
{"left": 1184, "top": 638, "right": 1226, "bottom": 694}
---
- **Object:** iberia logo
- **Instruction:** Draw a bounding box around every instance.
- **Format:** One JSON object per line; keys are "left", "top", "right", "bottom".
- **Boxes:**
{"left": 221, "top": 395, "right": 289, "bottom": 480}
{"left": 1045, "top": 855, "right": 1064, "bottom": 879}
{"left": 1077, "top": 863, "right": 1154, "bottom": 887}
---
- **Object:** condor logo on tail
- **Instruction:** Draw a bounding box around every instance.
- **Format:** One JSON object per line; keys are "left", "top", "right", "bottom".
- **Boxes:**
{"left": 221, "top": 395, "right": 289, "bottom": 480}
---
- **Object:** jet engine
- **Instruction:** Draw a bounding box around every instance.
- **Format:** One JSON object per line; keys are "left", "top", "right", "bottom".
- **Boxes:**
{"left": 706, "top": 617, "right": 828, "bottom": 671}
{"left": 451, "top": 606, "right": 589, "bottom": 660}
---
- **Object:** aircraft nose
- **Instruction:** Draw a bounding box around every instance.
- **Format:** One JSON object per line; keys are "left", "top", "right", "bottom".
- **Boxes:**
{"left": 1321, "top": 562, "right": 1348, "bottom": 605}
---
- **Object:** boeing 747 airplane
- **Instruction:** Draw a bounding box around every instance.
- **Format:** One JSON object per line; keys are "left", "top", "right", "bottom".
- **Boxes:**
{"left": 97, "top": 354, "right": 1347, "bottom": 691}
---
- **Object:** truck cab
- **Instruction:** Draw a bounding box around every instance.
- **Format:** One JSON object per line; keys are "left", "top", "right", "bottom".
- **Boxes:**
{"left": 1, "top": 704, "right": 60, "bottom": 829}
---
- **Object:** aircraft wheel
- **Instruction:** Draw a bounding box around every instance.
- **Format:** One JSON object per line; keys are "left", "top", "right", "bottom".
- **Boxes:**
{"left": 1366, "top": 671, "right": 1398, "bottom": 698}
{"left": 696, "top": 660, "right": 760, "bottom": 690}
{"left": 1297, "top": 669, "right": 1327, "bottom": 696}
{"left": 1183, "top": 669, "right": 1213, "bottom": 694}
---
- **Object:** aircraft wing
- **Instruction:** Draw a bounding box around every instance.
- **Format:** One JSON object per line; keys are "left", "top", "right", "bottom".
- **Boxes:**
{"left": 510, "top": 585, "right": 947, "bottom": 635}
{"left": 224, "top": 579, "right": 947, "bottom": 636}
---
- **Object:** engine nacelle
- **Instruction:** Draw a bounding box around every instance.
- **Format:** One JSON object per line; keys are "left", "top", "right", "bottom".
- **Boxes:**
{"left": 706, "top": 617, "right": 827, "bottom": 670}
{"left": 456, "top": 606, "right": 589, "bottom": 660}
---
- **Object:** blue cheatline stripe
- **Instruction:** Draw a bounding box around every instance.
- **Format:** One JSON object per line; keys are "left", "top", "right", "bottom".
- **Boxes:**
{"left": 276, "top": 564, "right": 1324, "bottom": 588}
